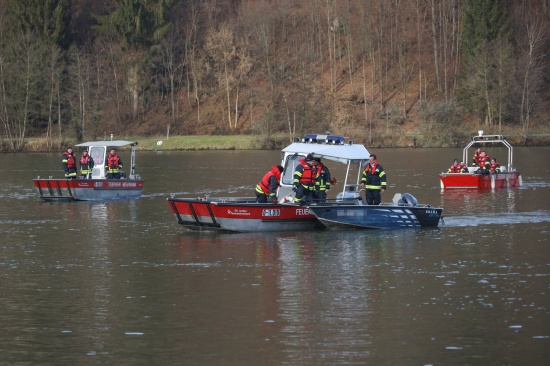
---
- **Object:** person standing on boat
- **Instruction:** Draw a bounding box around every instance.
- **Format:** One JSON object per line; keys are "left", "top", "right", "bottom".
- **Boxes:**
{"left": 359, "top": 154, "right": 386, "bottom": 205}
{"left": 472, "top": 147, "right": 486, "bottom": 167}
{"left": 292, "top": 154, "right": 318, "bottom": 204}
{"left": 62, "top": 147, "right": 78, "bottom": 179}
{"left": 489, "top": 158, "right": 501, "bottom": 174}
{"left": 79, "top": 149, "right": 95, "bottom": 179}
{"left": 255, "top": 165, "right": 284, "bottom": 203}
{"left": 475, "top": 151, "right": 491, "bottom": 174}
{"left": 105, "top": 148, "right": 123, "bottom": 179}
{"left": 314, "top": 157, "right": 332, "bottom": 201}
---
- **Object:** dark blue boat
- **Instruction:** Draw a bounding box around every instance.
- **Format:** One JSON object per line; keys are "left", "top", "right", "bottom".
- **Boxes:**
{"left": 307, "top": 193, "right": 443, "bottom": 229}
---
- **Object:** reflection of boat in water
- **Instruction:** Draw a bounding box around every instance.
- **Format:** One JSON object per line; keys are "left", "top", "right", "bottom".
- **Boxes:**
{"left": 167, "top": 134, "right": 443, "bottom": 232}
{"left": 33, "top": 140, "right": 144, "bottom": 201}
{"left": 439, "top": 132, "right": 522, "bottom": 190}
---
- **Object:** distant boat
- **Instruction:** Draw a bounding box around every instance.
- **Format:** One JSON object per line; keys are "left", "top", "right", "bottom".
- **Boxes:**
{"left": 33, "top": 140, "right": 144, "bottom": 201}
{"left": 439, "top": 132, "right": 522, "bottom": 190}
{"left": 167, "top": 133, "right": 443, "bottom": 232}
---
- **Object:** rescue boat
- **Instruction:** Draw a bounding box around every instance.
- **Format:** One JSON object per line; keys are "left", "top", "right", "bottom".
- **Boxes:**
{"left": 167, "top": 134, "right": 443, "bottom": 232}
{"left": 439, "top": 132, "right": 522, "bottom": 190}
{"left": 33, "top": 140, "right": 144, "bottom": 201}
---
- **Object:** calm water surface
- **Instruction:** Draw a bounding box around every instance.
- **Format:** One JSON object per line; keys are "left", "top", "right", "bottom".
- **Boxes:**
{"left": 1, "top": 147, "right": 549, "bottom": 365}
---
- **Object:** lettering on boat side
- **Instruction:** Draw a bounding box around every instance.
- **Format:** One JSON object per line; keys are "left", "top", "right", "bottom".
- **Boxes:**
{"left": 425, "top": 209, "right": 439, "bottom": 217}
{"left": 107, "top": 181, "right": 138, "bottom": 188}
{"left": 227, "top": 209, "right": 251, "bottom": 216}
{"left": 295, "top": 208, "right": 310, "bottom": 215}
{"left": 262, "top": 209, "right": 280, "bottom": 217}
{"left": 94, "top": 182, "right": 103, "bottom": 187}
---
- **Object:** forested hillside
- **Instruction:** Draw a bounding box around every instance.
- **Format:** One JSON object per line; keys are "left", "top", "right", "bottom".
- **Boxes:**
{"left": 0, "top": 0, "right": 549, "bottom": 151}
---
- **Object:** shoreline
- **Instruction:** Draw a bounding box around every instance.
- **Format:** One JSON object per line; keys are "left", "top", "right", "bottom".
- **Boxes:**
{"left": 2, "top": 133, "right": 550, "bottom": 153}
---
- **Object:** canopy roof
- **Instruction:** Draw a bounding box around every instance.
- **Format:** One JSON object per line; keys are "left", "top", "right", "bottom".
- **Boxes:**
{"left": 282, "top": 142, "right": 370, "bottom": 165}
{"left": 75, "top": 140, "right": 138, "bottom": 148}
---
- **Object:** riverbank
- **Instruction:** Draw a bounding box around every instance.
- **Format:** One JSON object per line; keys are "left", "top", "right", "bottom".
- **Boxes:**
{"left": 3, "top": 131, "right": 550, "bottom": 152}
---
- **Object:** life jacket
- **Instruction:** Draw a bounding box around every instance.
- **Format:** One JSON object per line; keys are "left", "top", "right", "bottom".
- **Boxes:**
{"left": 297, "top": 158, "right": 317, "bottom": 185}
{"left": 257, "top": 166, "right": 282, "bottom": 195}
{"left": 80, "top": 155, "right": 91, "bottom": 166}
{"left": 489, "top": 162, "right": 501, "bottom": 173}
{"left": 473, "top": 150, "right": 484, "bottom": 166}
{"left": 80, "top": 154, "right": 93, "bottom": 174}
{"left": 478, "top": 155, "right": 490, "bottom": 170}
{"left": 448, "top": 164, "right": 462, "bottom": 173}
{"left": 106, "top": 153, "right": 121, "bottom": 173}
{"left": 63, "top": 152, "right": 76, "bottom": 169}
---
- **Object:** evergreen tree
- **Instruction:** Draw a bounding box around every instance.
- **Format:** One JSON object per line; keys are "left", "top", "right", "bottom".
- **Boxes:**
{"left": 459, "top": 0, "right": 513, "bottom": 126}
{"left": 461, "top": 0, "right": 510, "bottom": 56}
{"left": 93, "top": 0, "right": 173, "bottom": 50}
{"left": 6, "top": 0, "right": 72, "bottom": 49}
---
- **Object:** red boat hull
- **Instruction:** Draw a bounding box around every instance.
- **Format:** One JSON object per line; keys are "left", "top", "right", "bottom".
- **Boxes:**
{"left": 439, "top": 172, "right": 521, "bottom": 190}
{"left": 167, "top": 197, "right": 320, "bottom": 232}
{"left": 33, "top": 178, "right": 144, "bottom": 200}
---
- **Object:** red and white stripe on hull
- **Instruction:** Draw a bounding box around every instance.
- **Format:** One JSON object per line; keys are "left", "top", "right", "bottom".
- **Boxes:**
{"left": 167, "top": 198, "right": 320, "bottom": 232}
{"left": 33, "top": 178, "right": 144, "bottom": 200}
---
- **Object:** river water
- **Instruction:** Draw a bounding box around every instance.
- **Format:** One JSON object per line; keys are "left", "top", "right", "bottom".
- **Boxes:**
{"left": 1, "top": 147, "right": 549, "bottom": 365}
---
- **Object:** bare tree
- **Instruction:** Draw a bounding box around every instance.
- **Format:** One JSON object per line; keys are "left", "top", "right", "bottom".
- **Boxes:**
{"left": 517, "top": 14, "right": 548, "bottom": 139}
{"left": 44, "top": 43, "right": 64, "bottom": 148}
{"left": 0, "top": 32, "right": 43, "bottom": 151}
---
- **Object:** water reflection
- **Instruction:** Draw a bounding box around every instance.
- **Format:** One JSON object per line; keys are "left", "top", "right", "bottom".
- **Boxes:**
{"left": 1, "top": 148, "right": 549, "bottom": 365}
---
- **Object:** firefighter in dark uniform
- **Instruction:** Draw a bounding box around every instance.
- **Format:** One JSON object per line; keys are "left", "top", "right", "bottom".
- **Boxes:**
{"left": 292, "top": 154, "right": 318, "bottom": 204}
{"left": 359, "top": 154, "right": 386, "bottom": 205}
{"left": 79, "top": 149, "right": 95, "bottom": 178}
{"left": 255, "top": 165, "right": 283, "bottom": 203}
{"left": 314, "top": 157, "right": 331, "bottom": 202}
{"left": 62, "top": 147, "right": 77, "bottom": 179}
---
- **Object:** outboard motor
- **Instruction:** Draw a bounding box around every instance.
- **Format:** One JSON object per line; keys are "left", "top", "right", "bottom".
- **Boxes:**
{"left": 398, "top": 193, "right": 419, "bottom": 207}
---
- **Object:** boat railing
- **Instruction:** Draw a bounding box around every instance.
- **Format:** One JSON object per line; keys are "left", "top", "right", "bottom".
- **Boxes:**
{"left": 462, "top": 133, "right": 514, "bottom": 172}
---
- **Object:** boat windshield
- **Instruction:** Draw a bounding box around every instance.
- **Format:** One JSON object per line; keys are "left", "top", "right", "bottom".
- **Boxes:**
{"left": 91, "top": 146, "right": 105, "bottom": 166}
{"left": 281, "top": 154, "right": 304, "bottom": 185}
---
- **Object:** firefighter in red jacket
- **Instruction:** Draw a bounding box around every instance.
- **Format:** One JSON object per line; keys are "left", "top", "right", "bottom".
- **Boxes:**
{"left": 472, "top": 147, "right": 485, "bottom": 167}
{"left": 292, "top": 154, "right": 319, "bottom": 204}
{"left": 476, "top": 151, "right": 491, "bottom": 174}
{"left": 448, "top": 159, "right": 467, "bottom": 173}
{"left": 489, "top": 158, "right": 501, "bottom": 174}
{"left": 255, "top": 165, "right": 283, "bottom": 203}
{"left": 359, "top": 154, "right": 386, "bottom": 205}
{"left": 62, "top": 147, "right": 77, "bottom": 179}
{"left": 105, "top": 149, "right": 123, "bottom": 179}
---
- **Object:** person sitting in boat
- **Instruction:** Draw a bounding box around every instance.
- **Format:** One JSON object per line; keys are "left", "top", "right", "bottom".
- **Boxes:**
{"left": 489, "top": 158, "right": 501, "bottom": 174}
{"left": 359, "top": 154, "right": 386, "bottom": 205}
{"left": 472, "top": 147, "right": 485, "bottom": 167}
{"left": 79, "top": 149, "right": 95, "bottom": 179}
{"left": 292, "top": 154, "right": 319, "bottom": 204}
{"left": 255, "top": 165, "right": 283, "bottom": 203}
{"left": 459, "top": 161, "right": 468, "bottom": 172}
{"left": 105, "top": 148, "right": 124, "bottom": 179}
{"left": 447, "top": 159, "right": 466, "bottom": 173}
{"left": 62, "top": 147, "right": 77, "bottom": 179}
{"left": 475, "top": 151, "right": 491, "bottom": 174}
{"left": 314, "top": 157, "right": 332, "bottom": 202}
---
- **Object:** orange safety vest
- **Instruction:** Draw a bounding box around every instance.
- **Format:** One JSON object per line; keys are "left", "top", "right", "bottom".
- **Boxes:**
{"left": 63, "top": 152, "right": 76, "bottom": 169}
{"left": 298, "top": 159, "right": 317, "bottom": 185}
{"left": 257, "top": 166, "right": 282, "bottom": 195}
